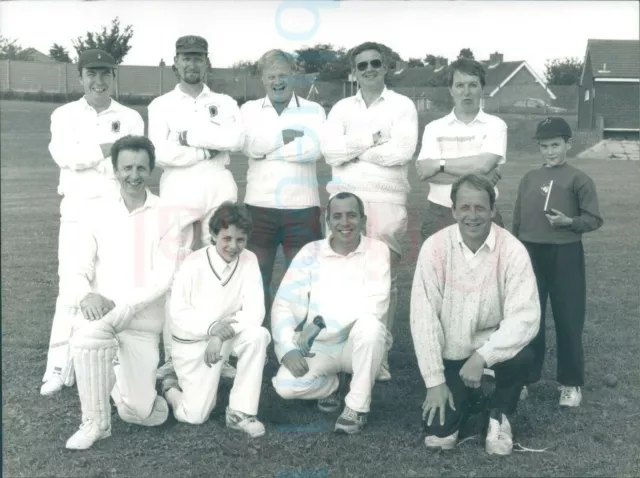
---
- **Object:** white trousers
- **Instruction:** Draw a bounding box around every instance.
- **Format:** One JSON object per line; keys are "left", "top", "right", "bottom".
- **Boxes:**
{"left": 167, "top": 326, "right": 270, "bottom": 424}
{"left": 159, "top": 168, "right": 237, "bottom": 250}
{"left": 71, "top": 314, "right": 164, "bottom": 429}
{"left": 272, "top": 318, "right": 386, "bottom": 413}
{"left": 43, "top": 194, "right": 117, "bottom": 384}
{"left": 362, "top": 201, "right": 406, "bottom": 367}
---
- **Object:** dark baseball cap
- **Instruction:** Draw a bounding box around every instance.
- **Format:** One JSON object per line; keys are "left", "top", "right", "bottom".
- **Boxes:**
{"left": 534, "top": 117, "right": 572, "bottom": 140}
{"left": 78, "top": 49, "right": 116, "bottom": 69}
{"left": 176, "top": 36, "right": 208, "bottom": 54}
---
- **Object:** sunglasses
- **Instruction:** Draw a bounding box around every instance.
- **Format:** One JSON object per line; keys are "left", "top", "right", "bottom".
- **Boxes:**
{"left": 356, "top": 59, "right": 383, "bottom": 71}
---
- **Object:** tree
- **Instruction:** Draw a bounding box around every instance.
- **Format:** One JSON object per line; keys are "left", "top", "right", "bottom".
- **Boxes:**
{"left": 232, "top": 60, "right": 259, "bottom": 77}
{"left": 544, "top": 57, "right": 584, "bottom": 85}
{"left": 423, "top": 54, "right": 448, "bottom": 66}
{"left": 407, "top": 58, "right": 424, "bottom": 68}
{"left": 457, "top": 48, "right": 474, "bottom": 60}
{"left": 295, "top": 44, "right": 345, "bottom": 74}
{"left": 72, "top": 17, "right": 134, "bottom": 64}
{"left": 0, "top": 36, "right": 32, "bottom": 61}
{"left": 49, "top": 43, "right": 72, "bottom": 63}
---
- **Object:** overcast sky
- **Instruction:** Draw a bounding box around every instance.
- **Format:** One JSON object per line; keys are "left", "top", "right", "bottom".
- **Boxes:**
{"left": 1, "top": 1, "right": 638, "bottom": 77}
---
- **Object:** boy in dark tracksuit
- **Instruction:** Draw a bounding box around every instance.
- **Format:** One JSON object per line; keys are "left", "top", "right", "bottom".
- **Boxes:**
{"left": 513, "top": 117, "right": 603, "bottom": 407}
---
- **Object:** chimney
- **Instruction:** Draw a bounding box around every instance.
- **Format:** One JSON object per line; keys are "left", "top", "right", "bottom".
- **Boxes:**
{"left": 489, "top": 52, "right": 504, "bottom": 66}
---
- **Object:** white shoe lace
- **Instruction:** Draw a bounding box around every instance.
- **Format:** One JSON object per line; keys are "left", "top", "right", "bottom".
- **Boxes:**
{"left": 341, "top": 407, "right": 358, "bottom": 421}
{"left": 560, "top": 386, "right": 577, "bottom": 401}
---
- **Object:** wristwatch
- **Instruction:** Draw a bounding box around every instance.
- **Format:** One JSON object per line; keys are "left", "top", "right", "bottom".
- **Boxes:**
{"left": 439, "top": 159, "right": 446, "bottom": 173}
{"left": 312, "top": 315, "right": 326, "bottom": 329}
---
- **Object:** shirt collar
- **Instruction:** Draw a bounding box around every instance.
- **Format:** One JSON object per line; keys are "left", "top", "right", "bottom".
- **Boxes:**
{"left": 446, "top": 108, "right": 489, "bottom": 126}
{"left": 455, "top": 223, "right": 496, "bottom": 253}
{"left": 174, "top": 82, "right": 211, "bottom": 100}
{"left": 80, "top": 96, "right": 117, "bottom": 114}
{"left": 207, "top": 246, "right": 239, "bottom": 275}
{"left": 320, "top": 234, "right": 368, "bottom": 258}
{"left": 116, "top": 188, "right": 158, "bottom": 215}
{"left": 354, "top": 86, "right": 390, "bottom": 106}
{"left": 262, "top": 93, "right": 301, "bottom": 109}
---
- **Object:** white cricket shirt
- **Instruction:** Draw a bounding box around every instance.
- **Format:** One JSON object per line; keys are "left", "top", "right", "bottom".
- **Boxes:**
{"left": 417, "top": 109, "right": 507, "bottom": 207}
{"left": 49, "top": 97, "right": 144, "bottom": 199}
{"left": 271, "top": 235, "right": 391, "bottom": 362}
{"left": 66, "top": 190, "right": 182, "bottom": 334}
{"left": 169, "top": 247, "right": 265, "bottom": 342}
{"left": 321, "top": 87, "right": 418, "bottom": 204}
{"left": 241, "top": 94, "right": 326, "bottom": 209}
{"left": 148, "top": 84, "right": 244, "bottom": 180}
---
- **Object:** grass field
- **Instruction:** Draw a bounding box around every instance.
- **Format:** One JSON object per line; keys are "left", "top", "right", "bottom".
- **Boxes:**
{"left": 2, "top": 99, "right": 639, "bottom": 478}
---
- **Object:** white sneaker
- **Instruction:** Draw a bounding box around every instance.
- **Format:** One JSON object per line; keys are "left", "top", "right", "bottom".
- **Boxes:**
{"left": 221, "top": 361, "right": 237, "bottom": 379}
{"left": 485, "top": 413, "right": 513, "bottom": 456}
{"left": 376, "top": 362, "right": 392, "bottom": 382}
{"left": 65, "top": 420, "right": 111, "bottom": 450}
{"left": 520, "top": 385, "right": 529, "bottom": 401}
{"left": 424, "top": 430, "right": 458, "bottom": 451}
{"left": 155, "top": 360, "right": 176, "bottom": 381}
{"left": 559, "top": 386, "right": 582, "bottom": 407}
{"left": 40, "top": 374, "right": 65, "bottom": 396}
{"left": 226, "top": 407, "right": 265, "bottom": 438}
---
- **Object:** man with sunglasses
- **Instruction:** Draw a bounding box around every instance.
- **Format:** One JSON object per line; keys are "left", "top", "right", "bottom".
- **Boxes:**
{"left": 322, "top": 42, "right": 418, "bottom": 382}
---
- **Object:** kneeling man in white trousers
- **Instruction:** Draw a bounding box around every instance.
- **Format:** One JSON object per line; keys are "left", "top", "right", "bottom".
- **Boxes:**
{"left": 65, "top": 136, "right": 183, "bottom": 450}
{"left": 164, "top": 202, "right": 270, "bottom": 437}
{"left": 271, "top": 192, "right": 391, "bottom": 434}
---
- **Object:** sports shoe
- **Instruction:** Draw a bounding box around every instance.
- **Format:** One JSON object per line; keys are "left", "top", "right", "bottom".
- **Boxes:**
{"left": 519, "top": 385, "right": 529, "bottom": 402}
{"left": 317, "top": 389, "right": 341, "bottom": 413}
{"left": 334, "top": 406, "right": 367, "bottom": 435}
{"left": 376, "top": 361, "right": 391, "bottom": 382}
{"left": 65, "top": 420, "right": 111, "bottom": 450}
{"left": 485, "top": 412, "right": 513, "bottom": 456}
{"left": 40, "top": 374, "right": 65, "bottom": 396}
{"left": 162, "top": 375, "right": 180, "bottom": 394}
{"left": 155, "top": 360, "right": 176, "bottom": 381}
{"left": 424, "top": 430, "right": 458, "bottom": 451}
{"left": 221, "top": 361, "right": 237, "bottom": 379}
{"left": 225, "top": 407, "right": 265, "bottom": 438}
{"left": 559, "top": 386, "right": 582, "bottom": 407}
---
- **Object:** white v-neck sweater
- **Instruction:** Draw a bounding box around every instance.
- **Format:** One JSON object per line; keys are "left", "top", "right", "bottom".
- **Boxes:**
{"left": 410, "top": 224, "right": 540, "bottom": 388}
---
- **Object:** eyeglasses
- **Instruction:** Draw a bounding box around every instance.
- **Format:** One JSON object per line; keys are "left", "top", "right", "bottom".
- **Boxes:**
{"left": 356, "top": 59, "right": 383, "bottom": 71}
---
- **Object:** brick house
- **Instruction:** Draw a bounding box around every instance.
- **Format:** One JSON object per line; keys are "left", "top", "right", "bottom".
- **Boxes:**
{"left": 389, "top": 53, "right": 557, "bottom": 111}
{"left": 578, "top": 39, "right": 640, "bottom": 138}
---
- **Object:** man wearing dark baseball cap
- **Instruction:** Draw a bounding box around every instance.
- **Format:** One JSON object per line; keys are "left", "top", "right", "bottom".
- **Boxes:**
{"left": 513, "top": 116, "right": 603, "bottom": 409}
{"left": 148, "top": 35, "right": 245, "bottom": 383}
{"left": 41, "top": 47, "right": 144, "bottom": 397}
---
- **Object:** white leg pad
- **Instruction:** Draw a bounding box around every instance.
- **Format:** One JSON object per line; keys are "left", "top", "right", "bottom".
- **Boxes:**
{"left": 70, "top": 324, "right": 118, "bottom": 431}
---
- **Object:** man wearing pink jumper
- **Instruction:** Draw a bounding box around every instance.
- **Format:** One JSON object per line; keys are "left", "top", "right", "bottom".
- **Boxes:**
{"left": 322, "top": 42, "right": 418, "bottom": 382}
{"left": 410, "top": 174, "right": 540, "bottom": 456}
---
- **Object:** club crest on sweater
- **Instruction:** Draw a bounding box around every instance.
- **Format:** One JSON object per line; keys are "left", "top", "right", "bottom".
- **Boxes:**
{"left": 540, "top": 182, "right": 551, "bottom": 196}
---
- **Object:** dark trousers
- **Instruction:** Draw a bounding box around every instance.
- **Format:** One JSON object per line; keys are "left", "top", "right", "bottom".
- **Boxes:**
{"left": 420, "top": 200, "right": 504, "bottom": 243}
{"left": 245, "top": 205, "right": 323, "bottom": 318}
{"left": 423, "top": 347, "right": 533, "bottom": 438}
{"left": 522, "top": 241, "right": 586, "bottom": 386}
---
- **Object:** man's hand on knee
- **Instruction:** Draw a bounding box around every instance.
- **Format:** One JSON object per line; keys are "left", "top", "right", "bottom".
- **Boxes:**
{"left": 459, "top": 352, "right": 485, "bottom": 389}
{"left": 423, "top": 383, "right": 456, "bottom": 427}
{"left": 209, "top": 318, "right": 238, "bottom": 342}
{"left": 204, "top": 336, "right": 223, "bottom": 368}
{"left": 282, "top": 350, "right": 310, "bottom": 378}
{"left": 80, "top": 293, "right": 115, "bottom": 321}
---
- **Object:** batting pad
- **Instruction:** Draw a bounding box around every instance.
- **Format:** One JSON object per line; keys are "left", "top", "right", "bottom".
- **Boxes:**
{"left": 71, "top": 330, "right": 118, "bottom": 431}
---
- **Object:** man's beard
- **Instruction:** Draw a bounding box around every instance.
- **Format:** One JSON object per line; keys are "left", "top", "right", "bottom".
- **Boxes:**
{"left": 181, "top": 71, "right": 203, "bottom": 85}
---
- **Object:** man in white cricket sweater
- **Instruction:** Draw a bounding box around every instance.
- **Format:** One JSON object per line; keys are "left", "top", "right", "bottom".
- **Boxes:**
{"left": 148, "top": 35, "right": 244, "bottom": 380}
{"left": 163, "top": 203, "right": 269, "bottom": 437}
{"left": 321, "top": 42, "right": 418, "bottom": 382}
{"left": 64, "top": 136, "right": 182, "bottom": 450}
{"left": 272, "top": 192, "right": 390, "bottom": 435}
{"left": 410, "top": 174, "right": 540, "bottom": 456}
{"left": 240, "top": 49, "right": 326, "bottom": 316}
{"left": 42, "top": 50, "right": 145, "bottom": 396}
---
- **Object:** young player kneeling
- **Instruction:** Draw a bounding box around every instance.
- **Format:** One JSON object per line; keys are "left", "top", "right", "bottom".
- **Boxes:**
{"left": 163, "top": 202, "right": 269, "bottom": 437}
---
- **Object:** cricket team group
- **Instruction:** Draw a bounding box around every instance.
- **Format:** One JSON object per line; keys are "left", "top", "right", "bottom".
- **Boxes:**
{"left": 39, "top": 36, "right": 603, "bottom": 455}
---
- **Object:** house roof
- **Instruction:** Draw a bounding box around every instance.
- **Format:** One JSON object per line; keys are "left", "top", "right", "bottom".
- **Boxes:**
{"left": 23, "top": 48, "right": 56, "bottom": 63}
{"left": 583, "top": 39, "right": 640, "bottom": 80}
{"left": 390, "top": 60, "right": 556, "bottom": 99}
